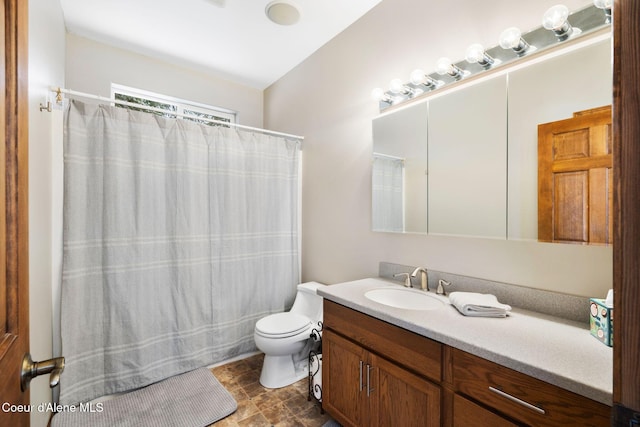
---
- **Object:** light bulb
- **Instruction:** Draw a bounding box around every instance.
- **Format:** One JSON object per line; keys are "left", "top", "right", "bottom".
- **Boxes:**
{"left": 389, "top": 79, "right": 416, "bottom": 97}
{"left": 409, "top": 69, "right": 440, "bottom": 90}
{"left": 499, "top": 27, "right": 523, "bottom": 49}
{"left": 389, "top": 78, "right": 406, "bottom": 94}
{"left": 435, "top": 58, "right": 453, "bottom": 75}
{"left": 543, "top": 4, "right": 569, "bottom": 30}
{"left": 371, "top": 88, "right": 385, "bottom": 101}
{"left": 542, "top": 4, "right": 579, "bottom": 40}
{"left": 593, "top": 0, "right": 612, "bottom": 23}
{"left": 465, "top": 44, "right": 485, "bottom": 63}
{"left": 435, "top": 58, "right": 465, "bottom": 80}
{"left": 593, "top": 0, "right": 612, "bottom": 8}
{"left": 499, "top": 27, "right": 531, "bottom": 54}
{"left": 465, "top": 43, "right": 496, "bottom": 68}
{"left": 409, "top": 69, "right": 426, "bottom": 86}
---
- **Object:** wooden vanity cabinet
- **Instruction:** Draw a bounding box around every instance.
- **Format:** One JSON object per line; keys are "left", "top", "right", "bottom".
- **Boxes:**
{"left": 323, "top": 301, "right": 442, "bottom": 427}
{"left": 322, "top": 300, "right": 611, "bottom": 427}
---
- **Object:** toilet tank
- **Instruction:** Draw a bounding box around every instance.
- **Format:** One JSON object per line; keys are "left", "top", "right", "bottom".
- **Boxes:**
{"left": 289, "top": 282, "right": 326, "bottom": 321}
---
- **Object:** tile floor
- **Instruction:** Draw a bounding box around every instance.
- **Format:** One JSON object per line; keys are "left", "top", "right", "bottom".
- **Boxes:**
{"left": 208, "top": 353, "right": 333, "bottom": 427}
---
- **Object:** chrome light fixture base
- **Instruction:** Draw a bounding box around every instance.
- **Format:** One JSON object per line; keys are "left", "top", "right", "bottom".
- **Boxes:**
{"left": 374, "top": 3, "right": 610, "bottom": 112}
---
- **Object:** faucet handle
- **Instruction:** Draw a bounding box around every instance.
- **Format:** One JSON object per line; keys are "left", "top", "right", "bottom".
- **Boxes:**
{"left": 393, "top": 272, "right": 412, "bottom": 287}
{"left": 437, "top": 279, "right": 451, "bottom": 295}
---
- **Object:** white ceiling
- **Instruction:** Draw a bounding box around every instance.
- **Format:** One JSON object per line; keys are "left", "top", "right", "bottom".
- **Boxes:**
{"left": 59, "top": 0, "right": 383, "bottom": 90}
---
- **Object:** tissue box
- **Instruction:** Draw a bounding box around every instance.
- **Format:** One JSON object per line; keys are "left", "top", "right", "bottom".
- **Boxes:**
{"left": 589, "top": 298, "right": 613, "bottom": 347}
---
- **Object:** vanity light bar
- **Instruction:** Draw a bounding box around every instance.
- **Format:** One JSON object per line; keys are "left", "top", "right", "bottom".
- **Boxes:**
{"left": 372, "top": 3, "right": 611, "bottom": 111}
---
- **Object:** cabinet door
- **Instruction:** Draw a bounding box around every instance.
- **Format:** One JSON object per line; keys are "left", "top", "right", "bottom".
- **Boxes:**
{"left": 372, "top": 101, "right": 429, "bottom": 233}
{"left": 428, "top": 75, "right": 507, "bottom": 239}
{"left": 323, "top": 330, "right": 369, "bottom": 427}
{"left": 370, "top": 353, "right": 441, "bottom": 427}
{"left": 453, "top": 394, "right": 519, "bottom": 427}
{"left": 508, "top": 39, "right": 612, "bottom": 241}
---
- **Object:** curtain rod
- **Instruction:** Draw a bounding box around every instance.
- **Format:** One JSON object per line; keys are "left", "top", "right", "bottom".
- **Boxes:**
{"left": 373, "top": 152, "right": 405, "bottom": 161}
{"left": 45, "top": 87, "right": 305, "bottom": 141}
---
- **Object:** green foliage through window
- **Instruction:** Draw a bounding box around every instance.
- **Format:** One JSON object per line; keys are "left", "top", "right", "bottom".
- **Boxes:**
{"left": 115, "top": 94, "right": 177, "bottom": 118}
{"left": 112, "top": 85, "right": 236, "bottom": 127}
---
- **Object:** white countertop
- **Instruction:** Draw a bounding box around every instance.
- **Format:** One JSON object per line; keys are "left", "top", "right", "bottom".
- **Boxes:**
{"left": 317, "top": 277, "right": 613, "bottom": 406}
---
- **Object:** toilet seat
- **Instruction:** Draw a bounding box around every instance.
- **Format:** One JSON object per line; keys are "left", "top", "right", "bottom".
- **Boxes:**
{"left": 255, "top": 313, "right": 312, "bottom": 338}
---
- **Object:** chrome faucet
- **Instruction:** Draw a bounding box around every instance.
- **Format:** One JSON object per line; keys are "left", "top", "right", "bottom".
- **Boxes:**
{"left": 411, "top": 267, "right": 429, "bottom": 291}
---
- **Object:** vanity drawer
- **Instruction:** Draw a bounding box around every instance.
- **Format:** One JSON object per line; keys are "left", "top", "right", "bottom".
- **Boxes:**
{"left": 451, "top": 348, "right": 610, "bottom": 427}
{"left": 323, "top": 300, "right": 442, "bottom": 382}
{"left": 453, "top": 393, "right": 518, "bottom": 427}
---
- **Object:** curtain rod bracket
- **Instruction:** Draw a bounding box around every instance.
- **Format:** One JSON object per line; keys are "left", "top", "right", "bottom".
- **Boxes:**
{"left": 39, "top": 101, "right": 52, "bottom": 112}
{"left": 40, "top": 88, "right": 64, "bottom": 113}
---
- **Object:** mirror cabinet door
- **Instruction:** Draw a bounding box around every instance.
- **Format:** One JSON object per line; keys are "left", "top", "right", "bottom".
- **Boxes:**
{"left": 427, "top": 75, "right": 507, "bottom": 239}
{"left": 372, "top": 102, "right": 429, "bottom": 233}
{"left": 507, "top": 39, "right": 612, "bottom": 241}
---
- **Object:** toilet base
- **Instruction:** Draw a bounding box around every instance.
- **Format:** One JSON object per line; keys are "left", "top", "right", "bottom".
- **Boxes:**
{"left": 259, "top": 354, "right": 309, "bottom": 389}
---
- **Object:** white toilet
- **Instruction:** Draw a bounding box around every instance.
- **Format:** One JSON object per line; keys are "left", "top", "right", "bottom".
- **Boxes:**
{"left": 254, "top": 281, "right": 325, "bottom": 388}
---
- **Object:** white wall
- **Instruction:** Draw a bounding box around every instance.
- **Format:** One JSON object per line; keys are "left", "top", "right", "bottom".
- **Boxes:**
{"left": 28, "top": 0, "right": 66, "bottom": 425}
{"left": 65, "top": 33, "right": 264, "bottom": 128}
{"left": 264, "top": 0, "right": 612, "bottom": 298}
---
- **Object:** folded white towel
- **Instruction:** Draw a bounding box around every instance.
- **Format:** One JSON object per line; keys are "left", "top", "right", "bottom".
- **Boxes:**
{"left": 449, "top": 292, "right": 512, "bottom": 318}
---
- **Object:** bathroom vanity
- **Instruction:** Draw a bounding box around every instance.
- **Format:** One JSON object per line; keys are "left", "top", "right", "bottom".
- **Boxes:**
{"left": 319, "top": 278, "right": 612, "bottom": 427}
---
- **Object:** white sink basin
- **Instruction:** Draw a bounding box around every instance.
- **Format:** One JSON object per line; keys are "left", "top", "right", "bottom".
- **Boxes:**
{"left": 364, "top": 287, "right": 444, "bottom": 311}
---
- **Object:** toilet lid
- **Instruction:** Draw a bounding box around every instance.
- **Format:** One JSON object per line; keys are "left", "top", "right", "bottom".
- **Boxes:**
{"left": 255, "top": 313, "right": 312, "bottom": 338}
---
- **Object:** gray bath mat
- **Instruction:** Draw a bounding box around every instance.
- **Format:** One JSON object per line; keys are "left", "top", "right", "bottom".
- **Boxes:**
{"left": 51, "top": 368, "right": 237, "bottom": 427}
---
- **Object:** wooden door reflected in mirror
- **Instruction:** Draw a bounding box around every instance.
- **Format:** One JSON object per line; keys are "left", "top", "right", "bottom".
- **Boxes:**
{"left": 538, "top": 106, "right": 612, "bottom": 244}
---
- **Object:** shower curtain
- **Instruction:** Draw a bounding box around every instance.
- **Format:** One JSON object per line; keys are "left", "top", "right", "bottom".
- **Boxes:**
{"left": 372, "top": 154, "right": 404, "bottom": 232}
{"left": 59, "top": 100, "right": 300, "bottom": 405}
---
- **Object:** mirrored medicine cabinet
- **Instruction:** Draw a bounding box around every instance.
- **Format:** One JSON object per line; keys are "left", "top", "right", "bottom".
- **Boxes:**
{"left": 372, "top": 35, "right": 612, "bottom": 243}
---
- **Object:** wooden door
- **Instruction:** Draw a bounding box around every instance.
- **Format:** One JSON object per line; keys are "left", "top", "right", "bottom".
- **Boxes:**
{"left": 0, "top": 0, "right": 30, "bottom": 425}
{"left": 538, "top": 106, "right": 612, "bottom": 244}
{"left": 322, "top": 330, "right": 369, "bottom": 427}
{"left": 613, "top": 0, "right": 640, "bottom": 424}
{"left": 371, "top": 353, "right": 440, "bottom": 427}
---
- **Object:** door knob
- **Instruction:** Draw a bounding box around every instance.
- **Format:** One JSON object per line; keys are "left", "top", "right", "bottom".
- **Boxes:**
{"left": 20, "top": 353, "right": 65, "bottom": 391}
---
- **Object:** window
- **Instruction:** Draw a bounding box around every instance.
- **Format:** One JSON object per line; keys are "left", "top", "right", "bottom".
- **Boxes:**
{"left": 111, "top": 84, "right": 236, "bottom": 126}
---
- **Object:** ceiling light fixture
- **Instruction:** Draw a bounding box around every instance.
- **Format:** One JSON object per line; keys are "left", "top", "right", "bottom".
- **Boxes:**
{"left": 265, "top": 1, "right": 301, "bottom": 26}
{"left": 370, "top": 4, "right": 610, "bottom": 112}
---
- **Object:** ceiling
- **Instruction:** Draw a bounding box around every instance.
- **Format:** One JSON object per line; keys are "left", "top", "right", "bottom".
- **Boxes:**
{"left": 59, "top": 0, "right": 383, "bottom": 90}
